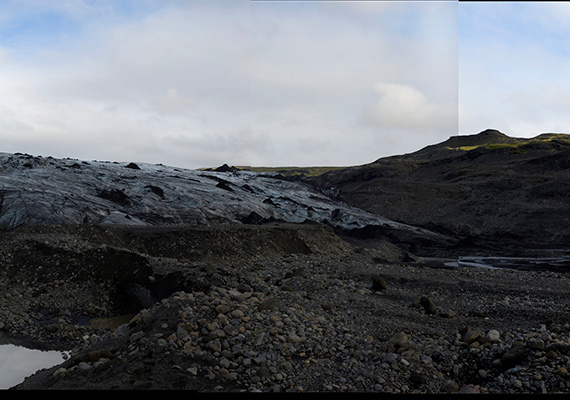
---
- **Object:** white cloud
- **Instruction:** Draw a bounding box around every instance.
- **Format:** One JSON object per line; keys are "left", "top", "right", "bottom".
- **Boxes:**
{"left": 0, "top": 0, "right": 461, "bottom": 168}
{"left": 362, "top": 82, "right": 457, "bottom": 132}
{"left": 0, "top": 1, "right": 251, "bottom": 167}
{"left": 151, "top": 88, "right": 194, "bottom": 116}
{"left": 250, "top": 1, "right": 458, "bottom": 165}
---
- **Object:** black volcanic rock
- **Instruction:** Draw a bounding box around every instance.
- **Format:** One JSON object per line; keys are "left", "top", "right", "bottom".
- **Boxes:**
{"left": 97, "top": 189, "right": 133, "bottom": 207}
{"left": 214, "top": 163, "right": 239, "bottom": 172}
{"left": 144, "top": 185, "right": 165, "bottom": 199}
{"left": 125, "top": 162, "right": 141, "bottom": 170}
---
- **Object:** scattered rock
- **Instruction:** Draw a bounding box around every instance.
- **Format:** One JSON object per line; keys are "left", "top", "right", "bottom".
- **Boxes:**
{"left": 420, "top": 296, "right": 437, "bottom": 315}
{"left": 500, "top": 345, "right": 528, "bottom": 370}
{"left": 462, "top": 327, "right": 486, "bottom": 345}
{"left": 258, "top": 298, "right": 283, "bottom": 312}
{"left": 370, "top": 275, "right": 388, "bottom": 292}
{"left": 486, "top": 329, "right": 501, "bottom": 343}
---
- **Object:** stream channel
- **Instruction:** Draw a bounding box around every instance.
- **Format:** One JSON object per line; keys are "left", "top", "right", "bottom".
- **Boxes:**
{"left": 444, "top": 252, "right": 570, "bottom": 272}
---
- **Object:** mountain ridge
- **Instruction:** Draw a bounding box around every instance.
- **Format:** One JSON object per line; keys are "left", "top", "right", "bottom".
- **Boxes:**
{"left": 310, "top": 129, "right": 570, "bottom": 253}
{"left": 400, "top": 129, "right": 570, "bottom": 161}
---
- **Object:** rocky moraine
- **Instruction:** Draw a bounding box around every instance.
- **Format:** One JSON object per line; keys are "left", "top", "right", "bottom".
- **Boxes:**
{"left": 3, "top": 223, "right": 570, "bottom": 393}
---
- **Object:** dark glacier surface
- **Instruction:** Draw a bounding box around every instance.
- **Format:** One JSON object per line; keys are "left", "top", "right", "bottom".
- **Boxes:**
{"left": 0, "top": 152, "right": 447, "bottom": 243}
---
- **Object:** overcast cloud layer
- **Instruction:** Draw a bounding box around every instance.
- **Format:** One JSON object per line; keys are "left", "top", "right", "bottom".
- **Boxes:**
{"left": 0, "top": 1, "right": 567, "bottom": 169}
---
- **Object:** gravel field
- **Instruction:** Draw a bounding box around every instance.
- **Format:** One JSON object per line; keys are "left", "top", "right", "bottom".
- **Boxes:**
{"left": 3, "top": 223, "right": 570, "bottom": 393}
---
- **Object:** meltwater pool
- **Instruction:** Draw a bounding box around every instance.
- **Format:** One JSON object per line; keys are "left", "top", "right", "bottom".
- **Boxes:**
{"left": 0, "top": 343, "right": 68, "bottom": 389}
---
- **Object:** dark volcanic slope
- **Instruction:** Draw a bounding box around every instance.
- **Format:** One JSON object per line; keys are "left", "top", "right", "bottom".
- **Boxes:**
{"left": 310, "top": 129, "right": 570, "bottom": 252}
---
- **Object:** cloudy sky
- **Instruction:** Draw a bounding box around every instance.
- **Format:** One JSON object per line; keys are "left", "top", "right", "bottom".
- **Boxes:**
{"left": 0, "top": 1, "right": 568, "bottom": 169}
{"left": 459, "top": 1, "right": 570, "bottom": 139}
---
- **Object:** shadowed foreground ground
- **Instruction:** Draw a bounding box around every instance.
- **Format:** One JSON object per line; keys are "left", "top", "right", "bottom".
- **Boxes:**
{"left": 3, "top": 223, "right": 570, "bottom": 393}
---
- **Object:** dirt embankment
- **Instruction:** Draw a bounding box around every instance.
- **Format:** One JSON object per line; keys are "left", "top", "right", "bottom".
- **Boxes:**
{"left": 0, "top": 223, "right": 354, "bottom": 348}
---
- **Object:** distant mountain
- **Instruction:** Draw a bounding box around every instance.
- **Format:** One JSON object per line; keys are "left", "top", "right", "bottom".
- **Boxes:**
{"left": 411, "top": 129, "right": 570, "bottom": 159}
{"left": 310, "top": 129, "right": 570, "bottom": 252}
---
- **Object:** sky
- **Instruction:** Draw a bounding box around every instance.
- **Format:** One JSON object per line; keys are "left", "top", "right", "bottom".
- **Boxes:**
{"left": 459, "top": 1, "right": 570, "bottom": 139}
{"left": 0, "top": 1, "right": 568, "bottom": 169}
